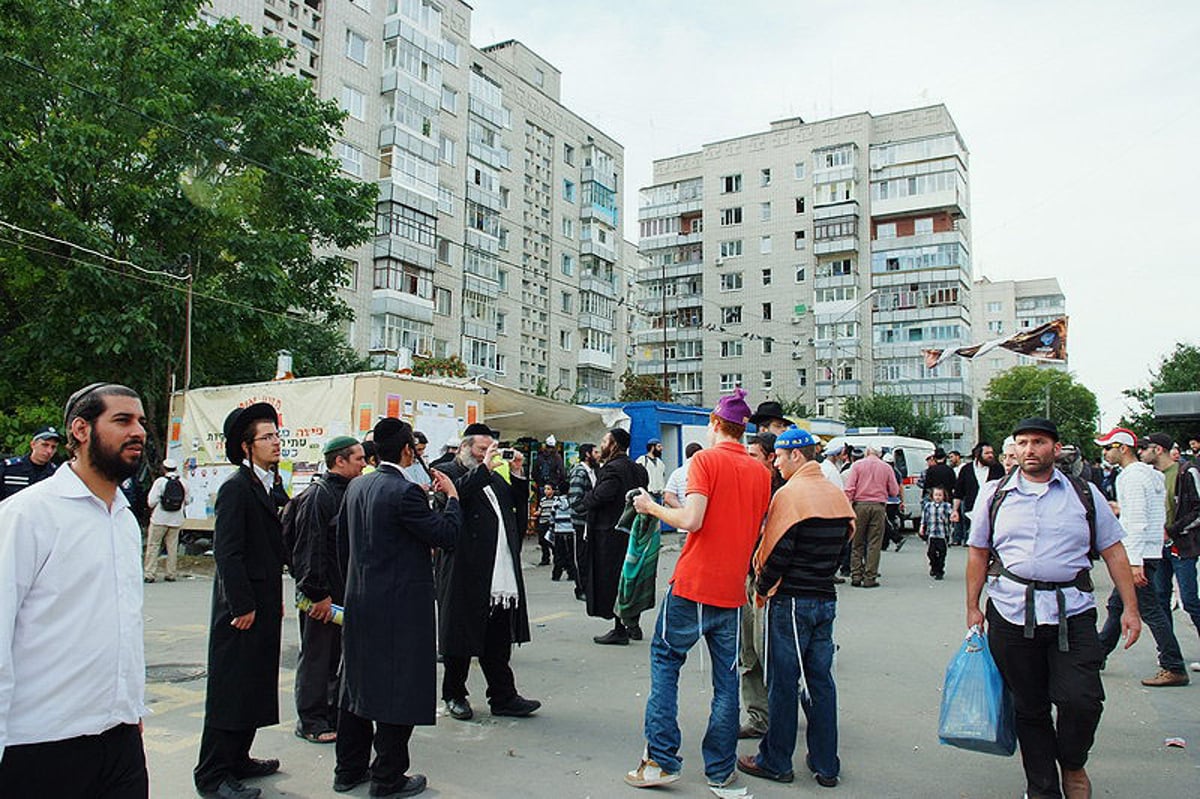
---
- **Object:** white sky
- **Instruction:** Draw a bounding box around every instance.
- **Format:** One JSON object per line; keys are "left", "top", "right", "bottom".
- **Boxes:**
{"left": 467, "top": 1, "right": 1200, "bottom": 427}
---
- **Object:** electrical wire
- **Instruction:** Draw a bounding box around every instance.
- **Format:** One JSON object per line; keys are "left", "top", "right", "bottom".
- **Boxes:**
{"left": 0, "top": 219, "right": 190, "bottom": 281}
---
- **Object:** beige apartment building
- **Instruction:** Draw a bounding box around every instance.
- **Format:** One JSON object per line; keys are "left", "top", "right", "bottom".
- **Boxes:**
{"left": 203, "top": 0, "right": 634, "bottom": 401}
{"left": 970, "top": 276, "right": 1068, "bottom": 399}
{"left": 635, "top": 105, "right": 974, "bottom": 448}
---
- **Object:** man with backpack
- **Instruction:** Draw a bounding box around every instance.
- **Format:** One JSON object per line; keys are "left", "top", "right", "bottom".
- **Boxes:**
{"left": 966, "top": 418, "right": 1139, "bottom": 799}
{"left": 144, "top": 458, "right": 189, "bottom": 583}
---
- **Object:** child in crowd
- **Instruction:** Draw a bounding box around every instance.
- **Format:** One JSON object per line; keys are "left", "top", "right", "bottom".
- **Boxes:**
{"left": 920, "top": 485, "right": 952, "bottom": 580}
{"left": 537, "top": 483, "right": 556, "bottom": 566}
{"left": 552, "top": 491, "right": 576, "bottom": 583}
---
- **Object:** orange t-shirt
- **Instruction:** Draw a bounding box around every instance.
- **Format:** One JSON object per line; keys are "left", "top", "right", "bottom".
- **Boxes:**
{"left": 671, "top": 440, "right": 772, "bottom": 608}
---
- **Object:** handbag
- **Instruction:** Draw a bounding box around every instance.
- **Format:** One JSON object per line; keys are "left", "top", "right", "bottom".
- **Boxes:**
{"left": 938, "top": 626, "right": 1016, "bottom": 756}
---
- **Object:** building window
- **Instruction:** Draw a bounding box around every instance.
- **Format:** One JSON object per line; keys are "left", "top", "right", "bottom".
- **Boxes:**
{"left": 793, "top": 230, "right": 806, "bottom": 250}
{"left": 719, "top": 239, "right": 743, "bottom": 258}
{"left": 795, "top": 197, "right": 806, "bottom": 214}
{"left": 341, "top": 85, "right": 365, "bottom": 120}
{"left": 987, "top": 320, "right": 1004, "bottom": 334}
{"left": 915, "top": 217, "right": 934, "bottom": 235}
{"left": 563, "top": 179, "right": 576, "bottom": 203}
{"left": 563, "top": 143, "right": 575, "bottom": 165}
{"left": 721, "top": 306, "right": 742, "bottom": 325}
{"left": 439, "top": 135, "right": 456, "bottom": 165}
{"left": 760, "top": 202, "right": 772, "bottom": 221}
{"left": 719, "top": 373, "right": 743, "bottom": 391}
{"left": 794, "top": 265, "right": 806, "bottom": 282}
{"left": 497, "top": 269, "right": 509, "bottom": 292}
{"left": 796, "top": 368, "right": 808, "bottom": 387}
{"left": 436, "top": 238, "right": 451, "bottom": 263}
{"left": 345, "top": 30, "right": 368, "bottom": 65}
{"left": 338, "top": 142, "right": 363, "bottom": 176}
{"left": 762, "top": 302, "right": 772, "bottom": 321}
{"left": 534, "top": 68, "right": 545, "bottom": 87}
{"left": 762, "top": 268, "right": 772, "bottom": 286}
{"left": 721, "top": 174, "right": 743, "bottom": 194}
{"left": 760, "top": 168, "right": 772, "bottom": 187}
{"left": 762, "top": 371, "right": 773, "bottom": 390}
{"left": 877, "top": 222, "right": 897, "bottom": 239}
{"left": 433, "top": 286, "right": 451, "bottom": 315}
{"left": 561, "top": 253, "right": 575, "bottom": 276}
{"left": 719, "top": 207, "right": 743, "bottom": 226}
{"left": 562, "top": 217, "right": 574, "bottom": 238}
{"left": 720, "top": 340, "right": 744, "bottom": 358}
{"left": 719, "top": 272, "right": 743, "bottom": 291}
{"left": 441, "top": 85, "right": 458, "bottom": 113}
{"left": 986, "top": 301, "right": 1002, "bottom": 312}
{"left": 561, "top": 292, "right": 573, "bottom": 313}
{"left": 559, "top": 329, "right": 572, "bottom": 350}
{"left": 443, "top": 39, "right": 460, "bottom": 65}
{"left": 794, "top": 162, "right": 806, "bottom": 180}
{"left": 495, "top": 311, "right": 507, "bottom": 335}
{"left": 760, "top": 235, "right": 772, "bottom": 254}
{"left": 762, "top": 338, "right": 773, "bottom": 355}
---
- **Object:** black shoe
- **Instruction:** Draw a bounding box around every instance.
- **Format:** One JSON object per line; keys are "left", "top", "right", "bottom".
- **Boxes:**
{"left": 894, "top": 537, "right": 906, "bottom": 551}
{"left": 593, "top": 628, "right": 630, "bottom": 645}
{"left": 736, "top": 754, "right": 793, "bottom": 783}
{"left": 200, "top": 779, "right": 261, "bottom": 799}
{"left": 934, "top": 574, "right": 944, "bottom": 581}
{"left": 491, "top": 695, "right": 541, "bottom": 717}
{"left": 574, "top": 588, "right": 586, "bottom": 601}
{"left": 551, "top": 571, "right": 562, "bottom": 581}
{"left": 806, "top": 756, "right": 839, "bottom": 787}
{"left": 370, "top": 773, "right": 427, "bottom": 797}
{"left": 234, "top": 758, "right": 280, "bottom": 779}
{"left": 832, "top": 576, "right": 846, "bottom": 585}
{"left": 626, "top": 624, "right": 643, "bottom": 641}
{"left": 334, "top": 771, "right": 371, "bottom": 792}
{"left": 444, "top": 697, "right": 473, "bottom": 720}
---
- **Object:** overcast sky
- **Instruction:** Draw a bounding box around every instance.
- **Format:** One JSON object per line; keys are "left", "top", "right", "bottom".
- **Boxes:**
{"left": 468, "top": 1, "right": 1200, "bottom": 428}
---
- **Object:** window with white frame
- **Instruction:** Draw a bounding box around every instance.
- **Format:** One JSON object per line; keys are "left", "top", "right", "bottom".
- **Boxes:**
{"left": 719, "top": 373, "right": 743, "bottom": 391}
{"left": 341, "top": 85, "right": 365, "bottom": 120}
{"left": 438, "top": 135, "right": 455, "bottom": 165}
{"left": 794, "top": 162, "right": 806, "bottom": 179}
{"left": 796, "top": 368, "right": 808, "bottom": 387}
{"left": 762, "top": 338, "right": 773, "bottom": 355}
{"left": 496, "top": 311, "right": 507, "bottom": 334}
{"left": 761, "top": 235, "right": 772, "bottom": 254}
{"left": 561, "top": 253, "right": 574, "bottom": 276}
{"left": 441, "top": 86, "right": 457, "bottom": 113}
{"left": 915, "top": 217, "right": 934, "bottom": 235}
{"left": 762, "top": 268, "right": 772, "bottom": 286}
{"left": 345, "top": 30, "right": 368, "bottom": 65}
{"left": 794, "top": 265, "right": 806, "bottom": 282}
{"left": 760, "top": 201, "right": 772, "bottom": 221}
{"left": 719, "top": 272, "right": 743, "bottom": 291}
{"left": 561, "top": 292, "right": 573, "bottom": 313}
{"left": 338, "top": 142, "right": 364, "bottom": 176}
{"left": 719, "top": 239, "right": 743, "bottom": 258}
{"left": 559, "top": 329, "right": 572, "bottom": 350}
{"left": 720, "top": 340, "right": 744, "bottom": 358}
{"left": 721, "top": 174, "right": 743, "bottom": 193}
{"left": 722, "top": 306, "right": 742, "bottom": 324}
{"left": 793, "top": 230, "right": 806, "bottom": 249}
{"left": 563, "top": 179, "right": 576, "bottom": 203}
{"left": 719, "top": 207, "right": 743, "bottom": 226}
{"left": 795, "top": 197, "right": 806, "bottom": 214}
{"left": 762, "top": 302, "right": 772, "bottom": 321}
{"left": 762, "top": 370, "right": 773, "bottom": 390}
{"left": 986, "top": 301, "right": 1002, "bottom": 312}
{"left": 760, "top": 168, "right": 772, "bottom": 187}
{"left": 433, "top": 286, "right": 451, "bottom": 315}
{"left": 562, "top": 217, "right": 574, "bottom": 238}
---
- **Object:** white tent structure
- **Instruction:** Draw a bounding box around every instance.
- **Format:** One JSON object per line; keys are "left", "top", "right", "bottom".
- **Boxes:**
{"left": 475, "top": 379, "right": 628, "bottom": 443}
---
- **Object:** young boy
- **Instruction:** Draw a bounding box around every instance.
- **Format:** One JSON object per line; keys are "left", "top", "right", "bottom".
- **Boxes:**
{"left": 920, "top": 486, "right": 952, "bottom": 580}
{"left": 537, "top": 483, "right": 556, "bottom": 566}
{"left": 552, "top": 492, "right": 576, "bottom": 582}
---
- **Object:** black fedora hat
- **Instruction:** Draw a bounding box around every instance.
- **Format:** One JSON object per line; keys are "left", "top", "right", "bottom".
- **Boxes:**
{"left": 223, "top": 402, "right": 280, "bottom": 464}
{"left": 749, "top": 401, "right": 790, "bottom": 427}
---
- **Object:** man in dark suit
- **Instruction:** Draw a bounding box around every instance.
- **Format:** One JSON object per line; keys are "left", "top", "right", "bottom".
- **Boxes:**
{"left": 581, "top": 427, "right": 649, "bottom": 645}
{"left": 334, "top": 419, "right": 462, "bottom": 798}
{"left": 435, "top": 423, "right": 540, "bottom": 722}
{"left": 923, "top": 447, "right": 957, "bottom": 501}
{"left": 194, "top": 404, "right": 289, "bottom": 799}
{"left": 951, "top": 441, "right": 1004, "bottom": 546}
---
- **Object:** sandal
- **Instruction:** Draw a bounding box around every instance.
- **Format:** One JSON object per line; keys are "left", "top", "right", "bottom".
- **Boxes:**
{"left": 295, "top": 727, "right": 337, "bottom": 743}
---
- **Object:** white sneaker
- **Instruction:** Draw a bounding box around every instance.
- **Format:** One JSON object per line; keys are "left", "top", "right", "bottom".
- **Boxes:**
{"left": 1190, "top": 661, "right": 1200, "bottom": 673}
{"left": 707, "top": 771, "right": 736, "bottom": 788}
{"left": 625, "top": 759, "right": 680, "bottom": 788}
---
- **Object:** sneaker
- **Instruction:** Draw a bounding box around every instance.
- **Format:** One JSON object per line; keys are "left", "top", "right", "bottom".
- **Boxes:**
{"left": 1191, "top": 662, "right": 1200, "bottom": 673}
{"left": 707, "top": 772, "right": 737, "bottom": 788}
{"left": 1141, "top": 669, "right": 1190, "bottom": 687}
{"left": 625, "top": 759, "right": 680, "bottom": 788}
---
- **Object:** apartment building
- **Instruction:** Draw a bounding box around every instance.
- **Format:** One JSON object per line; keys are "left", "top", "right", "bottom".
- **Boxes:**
{"left": 635, "top": 105, "right": 974, "bottom": 447}
{"left": 970, "top": 276, "right": 1068, "bottom": 397}
{"left": 204, "top": 0, "right": 634, "bottom": 402}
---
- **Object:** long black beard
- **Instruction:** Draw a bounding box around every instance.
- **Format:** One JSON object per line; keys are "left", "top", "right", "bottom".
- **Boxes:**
{"left": 88, "top": 436, "right": 142, "bottom": 483}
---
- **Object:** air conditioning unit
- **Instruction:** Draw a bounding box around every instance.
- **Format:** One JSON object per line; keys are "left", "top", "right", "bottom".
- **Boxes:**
{"left": 791, "top": 315, "right": 805, "bottom": 324}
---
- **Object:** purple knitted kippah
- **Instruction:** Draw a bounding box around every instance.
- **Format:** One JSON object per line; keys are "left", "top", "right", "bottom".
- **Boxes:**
{"left": 713, "top": 387, "right": 752, "bottom": 425}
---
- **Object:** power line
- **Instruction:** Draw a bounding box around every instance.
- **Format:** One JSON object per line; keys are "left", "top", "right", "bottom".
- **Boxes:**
{"left": 0, "top": 219, "right": 189, "bottom": 281}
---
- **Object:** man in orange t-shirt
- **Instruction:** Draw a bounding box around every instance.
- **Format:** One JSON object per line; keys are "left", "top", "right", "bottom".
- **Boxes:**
{"left": 624, "top": 388, "right": 772, "bottom": 791}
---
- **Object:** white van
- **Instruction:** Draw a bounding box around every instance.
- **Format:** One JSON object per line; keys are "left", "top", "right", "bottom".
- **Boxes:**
{"left": 824, "top": 429, "right": 936, "bottom": 528}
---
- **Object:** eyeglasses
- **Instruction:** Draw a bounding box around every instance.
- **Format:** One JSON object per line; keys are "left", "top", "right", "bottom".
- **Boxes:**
{"left": 1104, "top": 443, "right": 1124, "bottom": 451}
{"left": 254, "top": 432, "right": 281, "bottom": 443}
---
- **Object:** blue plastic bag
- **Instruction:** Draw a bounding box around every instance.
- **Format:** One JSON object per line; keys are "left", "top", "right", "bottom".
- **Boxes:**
{"left": 938, "top": 626, "right": 1016, "bottom": 756}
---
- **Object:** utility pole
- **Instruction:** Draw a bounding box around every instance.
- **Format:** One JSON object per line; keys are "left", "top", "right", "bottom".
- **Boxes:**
{"left": 184, "top": 253, "right": 195, "bottom": 390}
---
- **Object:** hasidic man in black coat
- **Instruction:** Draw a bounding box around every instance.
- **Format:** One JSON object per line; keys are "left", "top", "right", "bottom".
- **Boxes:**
{"left": 333, "top": 419, "right": 462, "bottom": 798}
{"left": 287, "top": 435, "right": 366, "bottom": 744}
{"left": 194, "top": 403, "right": 289, "bottom": 799}
{"left": 435, "top": 423, "right": 540, "bottom": 722}
{"left": 951, "top": 441, "right": 1004, "bottom": 545}
{"left": 580, "top": 427, "right": 649, "bottom": 645}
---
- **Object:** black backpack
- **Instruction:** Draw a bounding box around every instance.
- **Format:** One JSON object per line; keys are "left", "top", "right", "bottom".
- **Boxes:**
{"left": 160, "top": 475, "right": 185, "bottom": 512}
{"left": 987, "top": 468, "right": 1098, "bottom": 559}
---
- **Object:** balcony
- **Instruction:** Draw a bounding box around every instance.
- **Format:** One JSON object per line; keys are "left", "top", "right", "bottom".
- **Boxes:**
{"left": 371, "top": 288, "right": 434, "bottom": 325}
{"left": 639, "top": 197, "right": 703, "bottom": 220}
{"left": 636, "top": 260, "right": 703, "bottom": 283}
{"left": 580, "top": 237, "right": 618, "bottom": 263}
{"left": 872, "top": 185, "right": 967, "bottom": 219}
{"left": 373, "top": 234, "right": 434, "bottom": 271}
{"left": 640, "top": 293, "right": 703, "bottom": 315}
{"left": 580, "top": 202, "right": 619, "bottom": 227}
{"left": 580, "top": 274, "right": 618, "bottom": 298}
{"left": 633, "top": 325, "right": 703, "bottom": 344}
{"left": 582, "top": 165, "right": 617, "bottom": 190}
{"left": 635, "top": 357, "right": 701, "bottom": 375}
{"left": 467, "top": 95, "right": 508, "bottom": 129}
{"left": 577, "top": 347, "right": 614, "bottom": 371}
{"left": 812, "top": 340, "right": 862, "bottom": 361}
{"left": 466, "top": 139, "right": 509, "bottom": 170}
{"left": 463, "top": 273, "right": 499, "bottom": 299}
{"left": 813, "top": 236, "right": 859, "bottom": 256}
{"left": 639, "top": 231, "right": 701, "bottom": 251}
{"left": 577, "top": 312, "right": 614, "bottom": 333}
{"left": 462, "top": 319, "right": 497, "bottom": 342}
{"left": 466, "top": 183, "right": 503, "bottom": 211}
{"left": 464, "top": 228, "right": 499, "bottom": 255}
{"left": 814, "top": 381, "right": 862, "bottom": 398}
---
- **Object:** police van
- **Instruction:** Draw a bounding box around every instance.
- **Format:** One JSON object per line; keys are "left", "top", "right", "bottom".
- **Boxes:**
{"left": 823, "top": 427, "right": 936, "bottom": 528}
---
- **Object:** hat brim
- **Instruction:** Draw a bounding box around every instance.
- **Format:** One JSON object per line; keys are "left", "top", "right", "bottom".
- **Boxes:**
{"left": 224, "top": 402, "right": 280, "bottom": 464}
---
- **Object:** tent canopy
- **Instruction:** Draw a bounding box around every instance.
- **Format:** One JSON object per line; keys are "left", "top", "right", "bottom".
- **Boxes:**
{"left": 476, "top": 379, "right": 628, "bottom": 443}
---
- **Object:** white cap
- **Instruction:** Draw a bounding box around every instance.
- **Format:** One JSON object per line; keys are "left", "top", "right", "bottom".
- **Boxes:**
{"left": 162, "top": 458, "right": 179, "bottom": 471}
{"left": 443, "top": 436, "right": 461, "bottom": 450}
{"left": 545, "top": 435, "right": 557, "bottom": 446}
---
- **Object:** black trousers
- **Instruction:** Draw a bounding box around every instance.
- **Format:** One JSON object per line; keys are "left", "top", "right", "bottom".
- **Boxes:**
{"left": 552, "top": 526, "right": 577, "bottom": 580}
{"left": 986, "top": 603, "right": 1104, "bottom": 799}
{"left": 441, "top": 606, "right": 517, "bottom": 707}
{"left": 334, "top": 708, "right": 413, "bottom": 793}
{"left": 194, "top": 726, "right": 256, "bottom": 792}
{"left": 0, "top": 723, "right": 147, "bottom": 799}
{"left": 926, "top": 537, "right": 947, "bottom": 577}
{"left": 573, "top": 523, "right": 589, "bottom": 594}
{"left": 295, "top": 613, "right": 342, "bottom": 733}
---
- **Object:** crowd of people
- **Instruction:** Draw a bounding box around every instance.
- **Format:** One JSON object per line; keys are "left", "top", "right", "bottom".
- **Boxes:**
{"left": 2, "top": 381, "right": 1200, "bottom": 799}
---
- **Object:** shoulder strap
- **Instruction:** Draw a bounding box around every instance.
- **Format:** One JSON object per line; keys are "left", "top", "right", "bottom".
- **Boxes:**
{"left": 987, "top": 468, "right": 1021, "bottom": 552}
{"left": 1062, "top": 474, "right": 1098, "bottom": 559}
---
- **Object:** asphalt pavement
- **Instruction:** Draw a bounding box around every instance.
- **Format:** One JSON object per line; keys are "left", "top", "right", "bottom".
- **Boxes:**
{"left": 142, "top": 536, "right": 1200, "bottom": 798}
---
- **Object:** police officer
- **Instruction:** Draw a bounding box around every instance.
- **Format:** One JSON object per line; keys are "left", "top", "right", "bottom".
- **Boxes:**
{"left": 0, "top": 426, "right": 62, "bottom": 501}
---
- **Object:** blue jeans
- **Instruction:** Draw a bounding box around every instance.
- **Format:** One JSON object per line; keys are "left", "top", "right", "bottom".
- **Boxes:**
{"left": 1153, "top": 546, "right": 1200, "bottom": 640}
{"left": 1098, "top": 559, "right": 1185, "bottom": 673}
{"left": 643, "top": 586, "right": 740, "bottom": 783}
{"left": 754, "top": 595, "right": 839, "bottom": 780}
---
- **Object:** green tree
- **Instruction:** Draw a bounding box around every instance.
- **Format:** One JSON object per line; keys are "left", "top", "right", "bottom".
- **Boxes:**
{"left": 978, "top": 366, "right": 1100, "bottom": 457}
{"left": 840, "top": 393, "right": 947, "bottom": 443}
{"left": 0, "top": 0, "right": 376, "bottom": 445}
{"left": 618, "top": 368, "right": 672, "bottom": 403}
{"left": 1120, "top": 342, "right": 1200, "bottom": 443}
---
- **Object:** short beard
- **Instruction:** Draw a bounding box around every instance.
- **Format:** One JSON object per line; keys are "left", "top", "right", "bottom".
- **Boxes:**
{"left": 87, "top": 431, "right": 142, "bottom": 483}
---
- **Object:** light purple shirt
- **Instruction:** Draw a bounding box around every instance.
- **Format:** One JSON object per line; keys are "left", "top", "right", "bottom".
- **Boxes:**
{"left": 968, "top": 468, "right": 1124, "bottom": 627}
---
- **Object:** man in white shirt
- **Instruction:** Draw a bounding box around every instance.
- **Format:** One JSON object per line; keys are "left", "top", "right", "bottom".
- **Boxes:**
{"left": 144, "top": 457, "right": 190, "bottom": 583}
{"left": 636, "top": 438, "right": 667, "bottom": 503}
{"left": 1095, "top": 427, "right": 1188, "bottom": 686}
{"left": 0, "top": 382, "right": 149, "bottom": 797}
{"left": 819, "top": 443, "right": 846, "bottom": 489}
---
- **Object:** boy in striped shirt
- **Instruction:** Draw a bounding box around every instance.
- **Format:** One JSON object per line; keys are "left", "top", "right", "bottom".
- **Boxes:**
{"left": 920, "top": 486, "right": 952, "bottom": 580}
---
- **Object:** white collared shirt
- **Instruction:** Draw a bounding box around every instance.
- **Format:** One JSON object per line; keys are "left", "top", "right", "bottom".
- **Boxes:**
{"left": 0, "top": 464, "right": 147, "bottom": 755}
{"left": 252, "top": 462, "right": 274, "bottom": 496}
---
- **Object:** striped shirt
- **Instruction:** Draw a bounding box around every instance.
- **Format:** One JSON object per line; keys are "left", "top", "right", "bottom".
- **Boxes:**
{"left": 1115, "top": 461, "right": 1166, "bottom": 566}
{"left": 756, "top": 519, "right": 850, "bottom": 600}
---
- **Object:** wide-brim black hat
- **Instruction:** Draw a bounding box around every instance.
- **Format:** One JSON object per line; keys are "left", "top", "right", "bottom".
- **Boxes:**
{"left": 749, "top": 401, "right": 789, "bottom": 427}
{"left": 223, "top": 402, "right": 279, "bottom": 464}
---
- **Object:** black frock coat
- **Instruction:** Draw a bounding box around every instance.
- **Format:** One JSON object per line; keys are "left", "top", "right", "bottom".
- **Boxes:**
{"left": 434, "top": 459, "right": 530, "bottom": 656}
{"left": 338, "top": 464, "right": 461, "bottom": 725}
{"left": 203, "top": 465, "right": 287, "bottom": 730}
{"left": 580, "top": 453, "right": 648, "bottom": 620}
